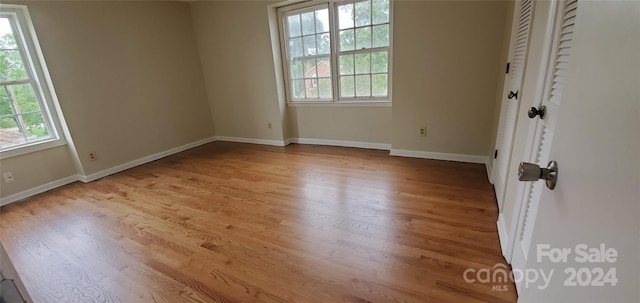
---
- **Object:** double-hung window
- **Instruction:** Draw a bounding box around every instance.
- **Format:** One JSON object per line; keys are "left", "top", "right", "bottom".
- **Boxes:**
{"left": 0, "top": 5, "right": 64, "bottom": 158}
{"left": 279, "top": 0, "right": 392, "bottom": 104}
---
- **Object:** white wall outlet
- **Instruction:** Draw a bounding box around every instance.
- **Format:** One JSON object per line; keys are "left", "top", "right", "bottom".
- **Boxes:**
{"left": 419, "top": 127, "right": 427, "bottom": 137}
{"left": 89, "top": 151, "right": 98, "bottom": 161}
{"left": 2, "top": 172, "right": 15, "bottom": 183}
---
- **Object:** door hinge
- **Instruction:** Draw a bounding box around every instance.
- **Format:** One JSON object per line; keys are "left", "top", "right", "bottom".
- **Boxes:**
{"left": 494, "top": 149, "right": 498, "bottom": 159}
{"left": 505, "top": 62, "right": 510, "bottom": 74}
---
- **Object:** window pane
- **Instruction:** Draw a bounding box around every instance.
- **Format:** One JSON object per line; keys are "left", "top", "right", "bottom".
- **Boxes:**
{"left": 0, "top": 14, "right": 60, "bottom": 151}
{"left": 304, "top": 58, "right": 316, "bottom": 77}
{"left": 0, "top": 116, "right": 18, "bottom": 129}
{"left": 22, "top": 112, "right": 50, "bottom": 142}
{"left": 372, "top": 24, "right": 389, "bottom": 47}
{"left": 340, "top": 76, "right": 355, "bottom": 98}
{"left": 0, "top": 116, "right": 26, "bottom": 149}
{"left": 0, "top": 50, "right": 29, "bottom": 82}
{"left": 317, "top": 33, "right": 330, "bottom": 55}
{"left": 301, "top": 12, "right": 315, "bottom": 35}
{"left": 339, "top": 29, "right": 354, "bottom": 51}
{"left": 355, "top": 75, "right": 371, "bottom": 97}
{"left": 316, "top": 57, "right": 331, "bottom": 77}
{"left": 287, "top": 15, "right": 302, "bottom": 37}
{"left": 318, "top": 78, "right": 332, "bottom": 99}
{"left": 371, "top": 51, "right": 388, "bottom": 73}
{"left": 355, "top": 27, "right": 371, "bottom": 49}
{"left": 339, "top": 55, "right": 354, "bottom": 75}
{"left": 372, "top": 74, "right": 388, "bottom": 96}
{"left": 0, "top": 18, "right": 18, "bottom": 49}
{"left": 290, "top": 59, "right": 304, "bottom": 79}
{"left": 338, "top": 4, "right": 354, "bottom": 30}
{"left": 0, "top": 87, "right": 13, "bottom": 116}
{"left": 0, "top": 18, "right": 29, "bottom": 83}
{"left": 372, "top": 0, "right": 390, "bottom": 24}
{"left": 289, "top": 37, "right": 303, "bottom": 58}
{"left": 303, "top": 35, "right": 317, "bottom": 56}
{"left": 315, "top": 9, "right": 329, "bottom": 33}
{"left": 355, "top": 1, "right": 371, "bottom": 27}
{"left": 8, "top": 83, "right": 40, "bottom": 114}
{"left": 291, "top": 79, "right": 305, "bottom": 99}
{"left": 354, "top": 53, "right": 370, "bottom": 74}
{"left": 305, "top": 79, "right": 318, "bottom": 98}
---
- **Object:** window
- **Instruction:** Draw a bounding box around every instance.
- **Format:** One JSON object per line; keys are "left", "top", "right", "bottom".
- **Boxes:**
{"left": 0, "top": 6, "right": 64, "bottom": 158}
{"left": 279, "top": 0, "right": 391, "bottom": 104}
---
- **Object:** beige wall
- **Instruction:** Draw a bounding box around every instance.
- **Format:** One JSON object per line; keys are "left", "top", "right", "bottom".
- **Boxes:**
{"left": 289, "top": 107, "right": 391, "bottom": 143}
{"left": 31, "top": 1, "right": 214, "bottom": 175}
{"left": 2, "top": 0, "right": 512, "bottom": 198}
{"left": 1, "top": 1, "right": 214, "bottom": 197}
{"left": 192, "top": 0, "right": 510, "bottom": 154}
{"left": 191, "top": 1, "right": 395, "bottom": 145}
{"left": 0, "top": 146, "right": 76, "bottom": 197}
{"left": 191, "top": 1, "right": 285, "bottom": 141}
{"left": 392, "top": 0, "right": 511, "bottom": 156}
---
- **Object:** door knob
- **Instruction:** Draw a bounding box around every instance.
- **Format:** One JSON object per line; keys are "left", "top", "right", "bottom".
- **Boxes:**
{"left": 518, "top": 161, "right": 558, "bottom": 189}
{"left": 528, "top": 105, "right": 546, "bottom": 119}
{"left": 508, "top": 90, "right": 519, "bottom": 100}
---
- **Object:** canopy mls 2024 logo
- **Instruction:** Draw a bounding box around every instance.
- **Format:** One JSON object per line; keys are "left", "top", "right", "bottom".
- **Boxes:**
{"left": 463, "top": 243, "right": 618, "bottom": 291}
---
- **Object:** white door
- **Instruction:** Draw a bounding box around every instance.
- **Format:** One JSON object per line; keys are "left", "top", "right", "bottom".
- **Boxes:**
{"left": 492, "top": 0, "right": 535, "bottom": 213}
{"left": 510, "top": 0, "right": 640, "bottom": 301}
{"left": 509, "top": 0, "right": 577, "bottom": 292}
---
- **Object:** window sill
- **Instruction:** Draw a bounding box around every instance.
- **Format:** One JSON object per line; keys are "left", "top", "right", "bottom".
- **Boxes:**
{"left": 287, "top": 101, "right": 392, "bottom": 107}
{"left": 0, "top": 138, "right": 67, "bottom": 160}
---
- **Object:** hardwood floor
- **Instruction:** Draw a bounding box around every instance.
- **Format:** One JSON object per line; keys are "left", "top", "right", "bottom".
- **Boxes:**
{"left": 0, "top": 142, "right": 517, "bottom": 303}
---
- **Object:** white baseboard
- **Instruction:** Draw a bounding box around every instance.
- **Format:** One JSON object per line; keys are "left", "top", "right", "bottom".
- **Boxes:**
{"left": 215, "top": 136, "right": 285, "bottom": 147}
{"left": 78, "top": 136, "right": 217, "bottom": 183}
{"left": 289, "top": 138, "right": 391, "bottom": 150}
{"left": 0, "top": 174, "right": 79, "bottom": 206}
{"left": 497, "top": 213, "right": 510, "bottom": 262}
{"left": 485, "top": 159, "right": 493, "bottom": 184}
{"left": 283, "top": 137, "right": 295, "bottom": 146}
{"left": 389, "top": 149, "right": 488, "bottom": 164}
{"left": 2, "top": 136, "right": 493, "bottom": 206}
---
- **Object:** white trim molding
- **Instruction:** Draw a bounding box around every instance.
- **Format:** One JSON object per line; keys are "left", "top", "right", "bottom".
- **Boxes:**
{"left": 287, "top": 138, "right": 391, "bottom": 150}
{"left": 497, "top": 213, "right": 510, "bottom": 261}
{"left": 389, "top": 149, "right": 488, "bottom": 164}
{"left": 215, "top": 136, "right": 286, "bottom": 147}
{"left": 79, "top": 136, "right": 217, "bottom": 183}
{"left": 283, "top": 137, "right": 295, "bottom": 146}
{"left": 485, "top": 159, "right": 493, "bottom": 184}
{"left": 0, "top": 174, "right": 78, "bottom": 206}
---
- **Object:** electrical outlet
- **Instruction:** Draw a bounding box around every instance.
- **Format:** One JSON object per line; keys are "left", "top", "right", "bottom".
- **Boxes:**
{"left": 2, "top": 172, "right": 15, "bottom": 183}
{"left": 89, "top": 151, "right": 98, "bottom": 161}
{"left": 268, "top": 122, "right": 272, "bottom": 129}
{"left": 419, "top": 127, "right": 427, "bottom": 137}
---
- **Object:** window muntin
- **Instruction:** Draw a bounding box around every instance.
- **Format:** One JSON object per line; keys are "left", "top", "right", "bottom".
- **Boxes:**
{"left": 0, "top": 11, "right": 59, "bottom": 152}
{"left": 336, "top": 0, "right": 390, "bottom": 99}
{"left": 280, "top": 0, "right": 391, "bottom": 104}
{"left": 284, "top": 6, "right": 333, "bottom": 101}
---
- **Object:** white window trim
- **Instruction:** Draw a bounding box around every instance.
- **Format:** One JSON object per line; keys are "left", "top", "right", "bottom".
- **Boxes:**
{"left": 0, "top": 5, "right": 66, "bottom": 159}
{"left": 278, "top": 0, "right": 393, "bottom": 106}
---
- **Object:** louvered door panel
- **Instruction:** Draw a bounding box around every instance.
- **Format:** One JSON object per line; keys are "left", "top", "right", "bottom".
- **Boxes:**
{"left": 510, "top": 0, "right": 533, "bottom": 82}
{"left": 519, "top": 0, "right": 579, "bottom": 257}
{"left": 549, "top": 0, "right": 578, "bottom": 103}
{"left": 492, "top": 0, "right": 535, "bottom": 212}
